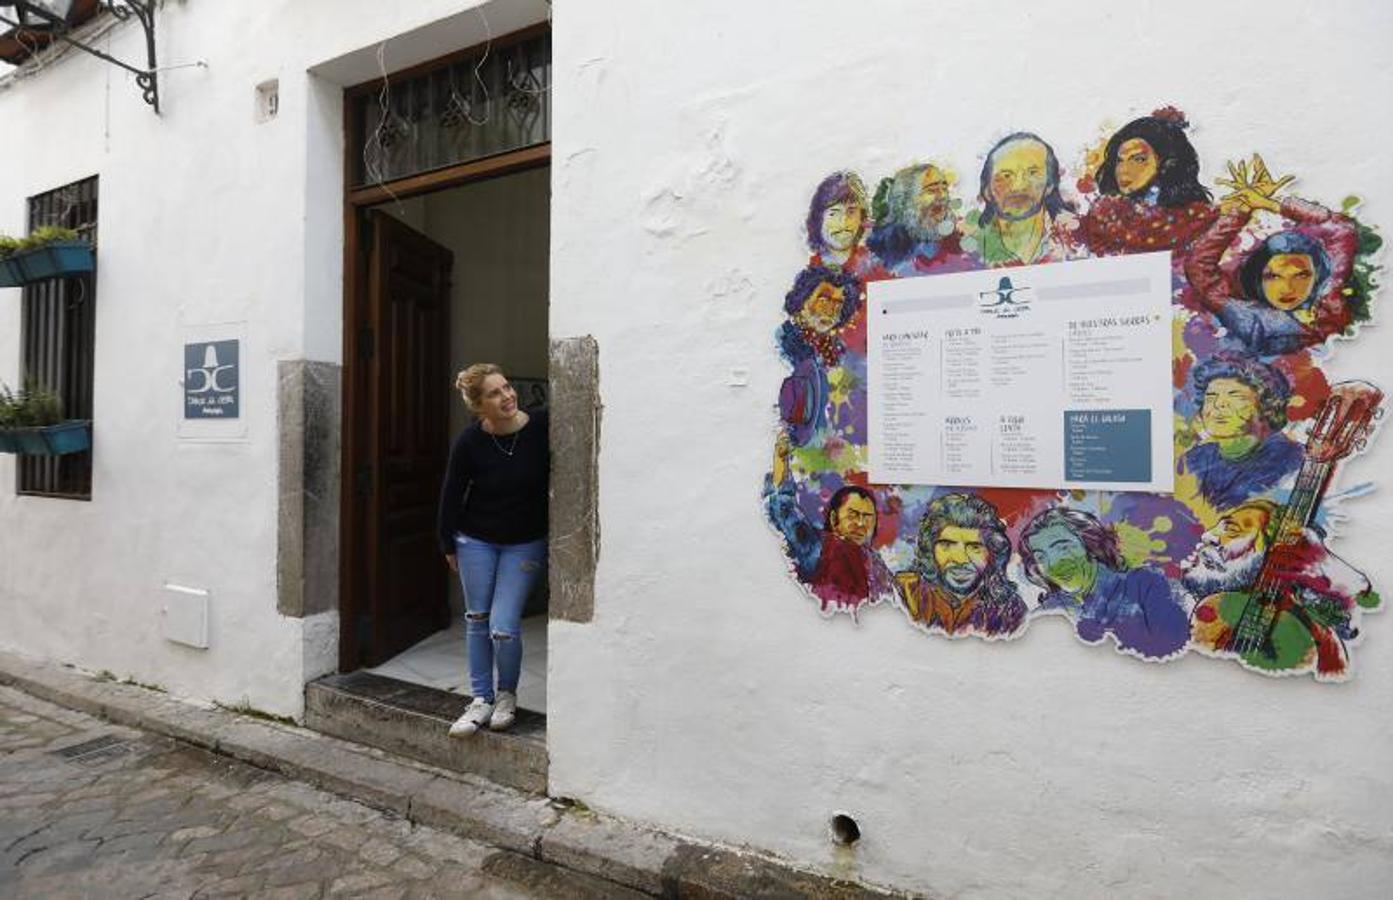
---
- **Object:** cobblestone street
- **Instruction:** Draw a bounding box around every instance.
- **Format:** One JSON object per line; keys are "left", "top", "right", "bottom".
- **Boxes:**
{"left": 0, "top": 685, "right": 637, "bottom": 899}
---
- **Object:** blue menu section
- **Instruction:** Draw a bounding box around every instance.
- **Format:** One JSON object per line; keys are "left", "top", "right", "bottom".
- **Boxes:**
{"left": 1064, "top": 409, "right": 1151, "bottom": 482}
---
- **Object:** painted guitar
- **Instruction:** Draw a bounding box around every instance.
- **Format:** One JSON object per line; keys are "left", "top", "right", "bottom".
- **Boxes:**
{"left": 1192, "top": 380, "right": 1383, "bottom": 678}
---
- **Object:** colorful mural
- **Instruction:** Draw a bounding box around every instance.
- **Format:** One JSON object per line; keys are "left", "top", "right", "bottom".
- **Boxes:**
{"left": 764, "top": 107, "right": 1385, "bottom": 681}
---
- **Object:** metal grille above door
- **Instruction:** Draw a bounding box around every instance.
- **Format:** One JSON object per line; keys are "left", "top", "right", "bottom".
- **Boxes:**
{"left": 18, "top": 176, "right": 98, "bottom": 500}
{"left": 349, "top": 30, "right": 550, "bottom": 187}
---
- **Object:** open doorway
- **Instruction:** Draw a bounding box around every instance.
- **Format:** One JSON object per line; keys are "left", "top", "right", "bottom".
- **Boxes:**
{"left": 316, "top": 24, "right": 554, "bottom": 783}
{"left": 352, "top": 168, "right": 551, "bottom": 713}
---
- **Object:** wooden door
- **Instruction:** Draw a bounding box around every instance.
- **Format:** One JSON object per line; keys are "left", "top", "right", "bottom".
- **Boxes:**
{"left": 361, "top": 210, "right": 455, "bottom": 665}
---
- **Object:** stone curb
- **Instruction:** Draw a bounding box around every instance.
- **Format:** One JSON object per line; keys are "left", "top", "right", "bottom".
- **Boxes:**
{"left": 0, "top": 649, "right": 912, "bottom": 899}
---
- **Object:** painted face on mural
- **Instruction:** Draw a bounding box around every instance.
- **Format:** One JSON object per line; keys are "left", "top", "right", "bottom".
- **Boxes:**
{"left": 1025, "top": 523, "right": 1097, "bottom": 596}
{"left": 917, "top": 166, "right": 952, "bottom": 228}
{"left": 988, "top": 139, "right": 1050, "bottom": 221}
{"left": 797, "top": 281, "right": 847, "bottom": 334}
{"left": 1180, "top": 506, "right": 1270, "bottom": 597}
{"left": 477, "top": 373, "right": 518, "bottom": 422}
{"left": 830, "top": 493, "right": 877, "bottom": 545}
{"left": 819, "top": 201, "right": 864, "bottom": 254}
{"left": 1261, "top": 253, "right": 1318, "bottom": 311}
{"left": 934, "top": 525, "right": 990, "bottom": 595}
{"left": 1200, "top": 377, "right": 1262, "bottom": 439}
{"left": 1114, "top": 137, "right": 1160, "bottom": 196}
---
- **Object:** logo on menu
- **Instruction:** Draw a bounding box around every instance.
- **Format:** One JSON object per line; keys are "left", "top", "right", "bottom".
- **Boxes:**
{"left": 977, "top": 276, "right": 1033, "bottom": 318}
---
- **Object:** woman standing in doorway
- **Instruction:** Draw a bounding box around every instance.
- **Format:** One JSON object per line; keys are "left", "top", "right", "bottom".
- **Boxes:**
{"left": 437, "top": 364, "right": 549, "bottom": 736}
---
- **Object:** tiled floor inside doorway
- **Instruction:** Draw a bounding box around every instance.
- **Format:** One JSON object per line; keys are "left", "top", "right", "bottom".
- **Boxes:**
{"left": 366, "top": 615, "right": 547, "bottom": 713}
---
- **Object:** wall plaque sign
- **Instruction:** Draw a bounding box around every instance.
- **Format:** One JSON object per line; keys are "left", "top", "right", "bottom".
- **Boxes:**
{"left": 183, "top": 340, "right": 240, "bottom": 419}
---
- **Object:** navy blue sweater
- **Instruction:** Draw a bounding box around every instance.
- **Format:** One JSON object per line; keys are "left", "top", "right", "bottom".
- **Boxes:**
{"left": 436, "top": 410, "right": 549, "bottom": 551}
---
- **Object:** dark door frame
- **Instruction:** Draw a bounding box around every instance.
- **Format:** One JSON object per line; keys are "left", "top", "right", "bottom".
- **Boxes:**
{"left": 339, "top": 36, "right": 551, "bottom": 672}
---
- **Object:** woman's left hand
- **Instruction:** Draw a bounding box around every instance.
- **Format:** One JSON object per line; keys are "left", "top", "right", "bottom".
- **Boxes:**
{"left": 444, "top": 553, "right": 458, "bottom": 573}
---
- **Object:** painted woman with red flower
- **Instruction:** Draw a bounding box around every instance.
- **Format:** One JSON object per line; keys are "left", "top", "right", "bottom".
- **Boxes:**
{"left": 1077, "top": 108, "right": 1218, "bottom": 258}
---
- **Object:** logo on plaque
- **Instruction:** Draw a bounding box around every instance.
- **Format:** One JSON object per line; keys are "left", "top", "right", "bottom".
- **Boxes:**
{"left": 184, "top": 340, "right": 240, "bottom": 419}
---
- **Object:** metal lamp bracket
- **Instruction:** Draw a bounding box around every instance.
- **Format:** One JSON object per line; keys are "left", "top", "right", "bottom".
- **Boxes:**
{"left": 0, "top": 1, "right": 163, "bottom": 112}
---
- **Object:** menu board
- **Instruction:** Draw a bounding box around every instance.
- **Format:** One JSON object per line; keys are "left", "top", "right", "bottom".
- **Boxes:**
{"left": 868, "top": 251, "right": 1174, "bottom": 491}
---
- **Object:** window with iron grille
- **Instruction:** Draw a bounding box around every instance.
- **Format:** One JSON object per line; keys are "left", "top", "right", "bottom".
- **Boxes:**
{"left": 18, "top": 176, "right": 97, "bottom": 500}
{"left": 348, "top": 30, "right": 550, "bottom": 186}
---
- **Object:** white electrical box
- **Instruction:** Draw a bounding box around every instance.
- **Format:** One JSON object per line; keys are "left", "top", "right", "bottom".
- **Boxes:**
{"left": 162, "top": 583, "right": 210, "bottom": 649}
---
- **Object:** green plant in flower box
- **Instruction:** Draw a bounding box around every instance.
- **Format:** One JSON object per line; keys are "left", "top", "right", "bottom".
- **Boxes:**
{"left": 0, "top": 379, "right": 79, "bottom": 455}
{"left": 0, "top": 227, "right": 80, "bottom": 258}
{"left": 0, "top": 379, "right": 63, "bottom": 426}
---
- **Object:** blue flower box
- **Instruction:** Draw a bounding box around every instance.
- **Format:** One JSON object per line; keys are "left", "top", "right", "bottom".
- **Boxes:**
{"left": 0, "top": 241, "right": 95, "bottom": 288}
{"left": 10, "top": 428, "right": 50, "bottom": 454}
{"left": 0, "top": 421, "right": 91, "bottom": 456}
{"left": 0, "top": 257, "right": 22, "bottom": 288}
{"left": 39, "top": 420, "right": 92, "bottom": 455}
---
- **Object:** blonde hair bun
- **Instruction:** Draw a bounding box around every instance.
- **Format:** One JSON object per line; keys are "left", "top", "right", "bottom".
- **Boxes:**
{"left": 455, "top": 363, "right": 504, "bottom": 416}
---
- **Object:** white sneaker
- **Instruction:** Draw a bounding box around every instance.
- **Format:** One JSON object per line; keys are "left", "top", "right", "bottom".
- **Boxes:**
{"left": 490, "top": 691, "right": 517, "bottom": 731}
{"left": 449, "top": 698, "right": 494, "bottom": 738}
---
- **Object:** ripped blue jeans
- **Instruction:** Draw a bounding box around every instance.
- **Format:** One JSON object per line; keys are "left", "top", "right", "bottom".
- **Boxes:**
{"left": 454, "top": 534, "right": 546, "bottom": 703}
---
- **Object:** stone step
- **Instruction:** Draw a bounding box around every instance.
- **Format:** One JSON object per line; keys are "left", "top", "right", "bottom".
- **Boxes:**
{"left": 305, "top": 672, "right": 547, "bottom": 794}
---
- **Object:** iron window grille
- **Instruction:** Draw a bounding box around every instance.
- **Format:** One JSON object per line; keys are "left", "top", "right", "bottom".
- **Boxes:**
{"left": 349, "top": 31, "right": 550, "bottom": 187}
{"left": 18, "top": 175, "right": 97, "bottom": 500}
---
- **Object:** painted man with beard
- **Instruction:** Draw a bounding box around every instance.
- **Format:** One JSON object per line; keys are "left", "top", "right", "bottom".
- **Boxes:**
{"left": 867, "top": 163, "right": 969, "bottom": 276}
{"left": 1181, "top": 500, "right": 1377, "bottom": 676}
{"left": 1019, "top": 508, "right": 1189, "bottom": 659}
{"left": 969, "top": 132, "right": 1076, "bottom": 267}
{"left": 894, "top": 493, "right": 1027, "bottom": 638}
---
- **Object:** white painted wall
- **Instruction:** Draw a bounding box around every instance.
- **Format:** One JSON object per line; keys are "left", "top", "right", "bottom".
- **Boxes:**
{"left": 547, "top": 1, "right": 1393, "bottom": 896}
{"left": 0, "top": 0, "right": 550, "bottom": 718}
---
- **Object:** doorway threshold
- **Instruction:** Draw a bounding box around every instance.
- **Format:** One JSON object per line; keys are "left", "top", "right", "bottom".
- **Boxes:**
{"left": 305, "top": 671, "right": 547, "bottom": 794}
{"left": 366, "top": 618, "right": 548, "bottom": 714}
